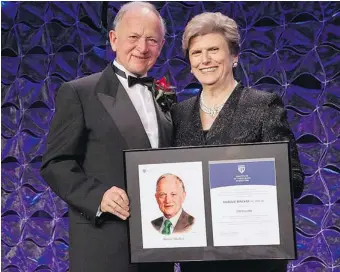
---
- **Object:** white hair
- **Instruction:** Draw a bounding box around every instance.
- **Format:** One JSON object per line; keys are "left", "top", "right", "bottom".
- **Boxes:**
{"left": 112, "top": 2, "right": 166, "bottom": 37}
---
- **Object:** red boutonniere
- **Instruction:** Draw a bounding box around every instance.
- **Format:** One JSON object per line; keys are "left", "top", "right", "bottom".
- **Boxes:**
{"left": 152, "top": 75, "right": 176, "bottom": 112}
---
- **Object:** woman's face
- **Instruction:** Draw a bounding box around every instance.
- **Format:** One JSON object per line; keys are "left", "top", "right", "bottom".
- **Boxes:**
{"left": 188, "top": 33, "right": 237, "bottom": 88}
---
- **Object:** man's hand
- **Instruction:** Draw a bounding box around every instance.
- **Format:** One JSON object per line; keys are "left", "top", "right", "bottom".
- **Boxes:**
{"left": 100, "top": 186, "right": 130, "bottom": 220}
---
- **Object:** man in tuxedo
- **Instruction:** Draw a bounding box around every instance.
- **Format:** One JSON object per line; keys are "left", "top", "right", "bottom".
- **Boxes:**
{"left": 152, "top": 174, "right": 195, "bottom": 234}
{"left": 40, "top": 2, "right": 173, "bottom": 272}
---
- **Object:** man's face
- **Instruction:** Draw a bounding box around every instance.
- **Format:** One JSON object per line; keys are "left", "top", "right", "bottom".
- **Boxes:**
{"left": 109, "top": 7, "right": 165, "bottom": 76}
{"left": 155, "top": 176, "right": 186, "bottom": 219}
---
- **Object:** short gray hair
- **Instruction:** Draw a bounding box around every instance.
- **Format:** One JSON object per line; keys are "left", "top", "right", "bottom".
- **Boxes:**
{"left": 156, "top": 173, "right": 186, "bottom": 192}
{"left": 113, "top": 2, "right": 166, "bottom": 37}
{"left": 182, "top": 12, "right": 240, "bottom": 57}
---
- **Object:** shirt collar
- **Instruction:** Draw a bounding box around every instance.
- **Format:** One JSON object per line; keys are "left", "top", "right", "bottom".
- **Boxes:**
{"left": 113, "top": 59, "right": 147, "bottom": 79}
{"left": 163, "top": 208, "right": 183, "bottom": 227}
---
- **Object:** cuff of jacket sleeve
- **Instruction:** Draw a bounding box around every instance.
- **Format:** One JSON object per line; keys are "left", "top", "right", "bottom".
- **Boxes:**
{"left": 96, "top": 206, "right": 103, "bottom": 217}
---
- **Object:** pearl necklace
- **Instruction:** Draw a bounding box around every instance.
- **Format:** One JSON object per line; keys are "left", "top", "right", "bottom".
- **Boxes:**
{"left": 200, "top": 81, "right": 238, "bottom": 117}
{"left": 199, "top": 94, "right": 225, "bottom": 117}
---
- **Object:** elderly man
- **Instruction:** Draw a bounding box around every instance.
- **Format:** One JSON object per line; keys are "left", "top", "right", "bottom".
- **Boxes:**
{"left": 40, "top": 2, "right": 173, "bottom": 272}
{"left": 152, "top": 174, "right": 195, "bottom": 234}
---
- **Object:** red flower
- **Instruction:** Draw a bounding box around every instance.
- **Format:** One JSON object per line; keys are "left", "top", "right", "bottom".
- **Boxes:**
{"left": 155, "top": 77, "right": 172, "bottom": 92}
{"left": 152, "top": 75, "right": 176, "bottom": 112}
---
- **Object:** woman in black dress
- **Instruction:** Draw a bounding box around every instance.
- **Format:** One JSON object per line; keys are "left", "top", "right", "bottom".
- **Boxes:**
{"left": 171, "top": 12, "right": 304, "bottom": 272}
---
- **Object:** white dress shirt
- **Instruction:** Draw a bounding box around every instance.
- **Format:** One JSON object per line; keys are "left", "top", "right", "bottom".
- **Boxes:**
{"left": 96, "top": 60, "right": 159, "bottom": 217}
{"left": 160, "top": 209, "right": 183, "bottom": 234}
{"left": 114, "top": 60, "right": 159, "bottom": 148}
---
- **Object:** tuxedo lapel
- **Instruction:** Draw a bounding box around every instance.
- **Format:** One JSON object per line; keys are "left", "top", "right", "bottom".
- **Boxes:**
{"left": 96, "top": 65, "right": 151, "bottom": 149}
{"left": 152, "top": 96, "right": 173, "bottom": 147}
{"left": 206, "top": 83, "right": 244, "bottom": 145}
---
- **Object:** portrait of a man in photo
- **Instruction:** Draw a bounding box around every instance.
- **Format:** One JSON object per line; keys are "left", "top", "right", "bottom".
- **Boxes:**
{"left": 151, "top": 173, "right": 195, "bottom": 235}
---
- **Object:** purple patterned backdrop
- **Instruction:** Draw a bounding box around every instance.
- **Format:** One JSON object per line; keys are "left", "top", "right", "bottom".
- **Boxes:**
{"left": 2, "top": 1, "right": 340, "bottom": 271}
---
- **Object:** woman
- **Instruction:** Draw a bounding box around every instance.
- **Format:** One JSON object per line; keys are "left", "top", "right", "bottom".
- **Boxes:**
{"left": 171, "top": 12, "right": 304, "bottom": 272}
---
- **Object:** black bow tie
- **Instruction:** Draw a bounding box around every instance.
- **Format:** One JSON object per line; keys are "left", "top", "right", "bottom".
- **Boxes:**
{"left": 112, "top": 63, "right": 154, "bottom": 88}
{"left": 127, "top": 75, "right": 154, "bottom": 88}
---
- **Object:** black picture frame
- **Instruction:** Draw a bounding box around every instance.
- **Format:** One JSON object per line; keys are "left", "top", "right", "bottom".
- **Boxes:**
{"left": 123, "top": 141, "right": 296, "bottom": 263}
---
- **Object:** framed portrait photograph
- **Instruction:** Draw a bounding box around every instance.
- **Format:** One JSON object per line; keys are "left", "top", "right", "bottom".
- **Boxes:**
{"left": 124, "top": 141, "right": 296, "bottom": 263}
{"left": 138, "top": 161, "right": 207, "bottom": 249}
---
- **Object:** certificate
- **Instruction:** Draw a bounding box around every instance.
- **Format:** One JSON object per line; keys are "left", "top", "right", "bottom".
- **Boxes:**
{"left": 124, "top": 142, "right": 296, "bottom": 263}
{"left": 209, "top": 158, "right": 280, "bottom": 246}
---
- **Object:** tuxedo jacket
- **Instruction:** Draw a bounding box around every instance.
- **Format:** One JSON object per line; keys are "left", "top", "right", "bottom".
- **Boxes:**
{"left": 151, "top": 210, "right": 195, "bottom": 234}
{"left": 172, "top": 83, "right": 304, "bottom": 272}
{"left": 40, "top": 64, "right": 173, "bottom": 272}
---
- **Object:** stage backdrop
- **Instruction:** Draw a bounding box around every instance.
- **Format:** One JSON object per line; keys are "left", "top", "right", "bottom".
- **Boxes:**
{"left": 2, "top": 1, "right": 340, "bottom": 271}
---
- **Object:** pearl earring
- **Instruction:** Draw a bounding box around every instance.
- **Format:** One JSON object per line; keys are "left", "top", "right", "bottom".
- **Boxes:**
{"left": 232, "top": 62, "right": 238, "bottom": 68}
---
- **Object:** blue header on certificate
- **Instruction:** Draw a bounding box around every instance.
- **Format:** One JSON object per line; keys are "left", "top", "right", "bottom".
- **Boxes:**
{"left": 209, "top": 158, "right": 276, "bottom": 189}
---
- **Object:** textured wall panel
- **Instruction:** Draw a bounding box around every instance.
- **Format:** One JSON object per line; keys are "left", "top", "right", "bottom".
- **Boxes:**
{"left": 2, "top": 1, "right": 340, "bottom": 271}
